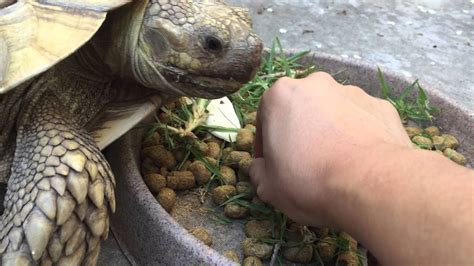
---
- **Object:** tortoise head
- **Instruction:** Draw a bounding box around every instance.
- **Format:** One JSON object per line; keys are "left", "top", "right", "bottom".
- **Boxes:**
{"left": 132, "top": 0, "right": 263, "bottom": 98}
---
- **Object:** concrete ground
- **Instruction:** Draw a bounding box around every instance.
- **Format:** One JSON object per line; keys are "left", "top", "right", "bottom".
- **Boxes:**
{"left": 229, "top": 0, "right": 474, "bottom": 111}
{"left": 103, "top": 0, "right": 472, "bottom": 264}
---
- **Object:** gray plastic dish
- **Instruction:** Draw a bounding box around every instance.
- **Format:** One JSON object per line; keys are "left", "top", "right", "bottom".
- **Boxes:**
{"left": 105, "top": 51, "right": 472, "bottom": 265}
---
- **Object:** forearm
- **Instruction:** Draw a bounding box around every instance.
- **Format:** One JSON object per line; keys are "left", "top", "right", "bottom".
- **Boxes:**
{"left": 327, "top": 144, "right": 474, "bottom": 264}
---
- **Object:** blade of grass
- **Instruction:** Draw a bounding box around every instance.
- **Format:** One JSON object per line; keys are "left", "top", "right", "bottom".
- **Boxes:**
{"left": 219, "top": 193, "right": 252, "bottom": 207}
{"left": 266, "top": 38, "right": 277, "bottom": 74}
{"left": 233, "top": 199, "right": 273, "bottom": 215}
{"left": 206, "top": 208, "right": 233, "bottom": 225}
{"left": 377, "top": 67, "right": 391, "bottom": 99}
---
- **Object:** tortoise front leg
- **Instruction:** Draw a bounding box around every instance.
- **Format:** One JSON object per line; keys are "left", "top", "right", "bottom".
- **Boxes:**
{"left": 0, "top": 93, "right": 115, "bottom": 265}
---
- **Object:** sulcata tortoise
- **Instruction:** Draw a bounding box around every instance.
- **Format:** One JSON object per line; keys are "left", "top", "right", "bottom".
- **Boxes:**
{"left": 0, "top": 0, "right": 262, "bottom": 264}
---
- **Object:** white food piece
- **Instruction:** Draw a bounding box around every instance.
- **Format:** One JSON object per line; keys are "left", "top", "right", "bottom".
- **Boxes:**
{"left": 204, "top": 97, "right": 241, "bottom": 142}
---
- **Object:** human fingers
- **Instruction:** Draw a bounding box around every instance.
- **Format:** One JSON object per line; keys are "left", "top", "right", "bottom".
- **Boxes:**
{"left": 253, "top": 108, "right": 263, "bottom": 158}
{"left": 253, "top": 77, "right": 294, "bottom": 158}
{"left": 249, "top": 158, "right": 265, "bottom": 190}
{"left": 250, "top": 158, "right": 294, "bottom": 218}
{"left": 249, "top": 157, "right": 273, "bottom": 203}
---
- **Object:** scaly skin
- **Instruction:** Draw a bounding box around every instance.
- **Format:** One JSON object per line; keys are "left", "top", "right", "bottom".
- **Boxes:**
{"left": 0, "top": 0, "right": 262, "bottom": 265}
{"left": 0, "top": 59, "right": 118, "bottom": 265}
{"left": 1, "top": 90, "right": 115, "bottom": 265}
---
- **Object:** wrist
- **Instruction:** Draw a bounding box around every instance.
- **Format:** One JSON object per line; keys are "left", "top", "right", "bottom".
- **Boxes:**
{"left": 322, "top": 143, "right": 411, "bottom": 229}
{"left": 322, "top": 143, "right": 473, "bottom": 264}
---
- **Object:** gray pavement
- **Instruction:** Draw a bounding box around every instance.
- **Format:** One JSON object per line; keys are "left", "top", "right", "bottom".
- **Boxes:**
{"left": 104, "top": 0, "right": 474, "bottom": 264}
{"left": 229, "top": 0, "right": 474, "bottom": 111}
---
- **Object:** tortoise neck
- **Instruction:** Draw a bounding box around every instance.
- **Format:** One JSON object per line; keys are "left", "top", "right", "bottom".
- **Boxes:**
{"left": 74, "top": 42, "right": 114, "bottom": 80}
{"left": 91, "top": 0, "right": 150, "bottom": 81}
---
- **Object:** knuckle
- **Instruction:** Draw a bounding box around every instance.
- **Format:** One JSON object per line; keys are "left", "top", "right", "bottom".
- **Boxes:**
{"left": 344, "top": 85, "right": 367, "bottom": 96}
{"left": 264, "top": 80, "right": 292, "bottom": 103}
{"left": 273, "top": 76, "right": 294, "bottom": 88}
{"left": 308, "top": 71, "right": 334, "bottom": 81}
{"left": 379, "top": 99, "right": 397, "bottom": 112}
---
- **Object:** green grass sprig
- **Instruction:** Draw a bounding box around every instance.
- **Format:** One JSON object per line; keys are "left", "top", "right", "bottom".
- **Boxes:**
{"left": 378, "top": 67, "right": 439, "bottom": 123}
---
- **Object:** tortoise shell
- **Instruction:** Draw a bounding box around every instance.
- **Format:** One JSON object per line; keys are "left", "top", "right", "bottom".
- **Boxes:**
{"left": 0, "top": 0, "right": 130, "bottom": 93}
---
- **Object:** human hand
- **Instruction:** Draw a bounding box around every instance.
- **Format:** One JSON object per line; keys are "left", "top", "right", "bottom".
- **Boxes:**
{"left": 250, "top": 72, "right": 412, "bottom": 226}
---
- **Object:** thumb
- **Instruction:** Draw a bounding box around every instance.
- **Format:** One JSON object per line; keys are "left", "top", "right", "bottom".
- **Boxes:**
{"left": 249, "top": 158, "right": 267, "bottom": 197}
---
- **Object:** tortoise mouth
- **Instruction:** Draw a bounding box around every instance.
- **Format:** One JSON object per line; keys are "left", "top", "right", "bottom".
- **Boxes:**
{"left": 159, "top": 65, "right": 245, "bottom": 98}
{"left": 184, "top": 74, "right": 242, "bottom": 91}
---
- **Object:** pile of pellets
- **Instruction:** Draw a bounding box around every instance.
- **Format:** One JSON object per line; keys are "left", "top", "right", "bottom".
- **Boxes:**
{"left": 140, "top": 99, "right": 362, "bottom": 265}
{"left": 406, "top": 126, "right": 468, "bottom": 165}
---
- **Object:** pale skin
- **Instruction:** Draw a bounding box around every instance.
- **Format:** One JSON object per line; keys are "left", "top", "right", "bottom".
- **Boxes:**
{"left": 250, "top": 72, "right": 474, "bottom": 265}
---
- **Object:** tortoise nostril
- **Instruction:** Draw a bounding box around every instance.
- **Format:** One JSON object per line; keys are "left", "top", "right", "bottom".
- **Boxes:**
{"left": 203, "top": 36, "right": 223, "bottom": 53}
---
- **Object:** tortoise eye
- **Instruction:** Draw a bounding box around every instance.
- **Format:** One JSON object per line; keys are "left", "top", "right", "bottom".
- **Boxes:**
{"left": 203, "top": 36, "right": 223, "bottom": 53}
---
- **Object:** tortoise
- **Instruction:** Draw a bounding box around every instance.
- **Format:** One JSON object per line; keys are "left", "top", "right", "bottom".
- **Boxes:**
{"left": 0, "top": 0, "right": 262, "bottom": 264}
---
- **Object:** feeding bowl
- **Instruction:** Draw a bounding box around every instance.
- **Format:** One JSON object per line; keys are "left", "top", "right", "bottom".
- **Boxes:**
{"left": 104, "top": 51, "right": 473, "bottom": 265}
